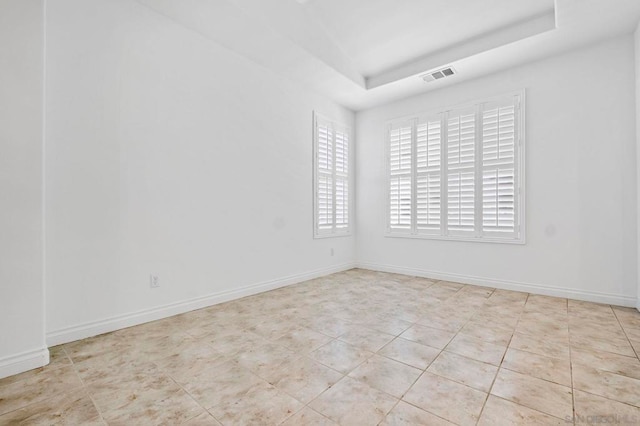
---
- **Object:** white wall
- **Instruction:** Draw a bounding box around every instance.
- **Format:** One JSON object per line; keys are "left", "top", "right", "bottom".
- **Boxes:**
{"left": 636, "top": 22, "right": 640, "bottom": 311}
{"left": 356, "top": 35, "right": 638, "bottom": 307}
{"left": 45, "top": 0, "right": 355, "bottom": 344}
{"left": 0, "top": 0, "right": 48, "bottom": 378}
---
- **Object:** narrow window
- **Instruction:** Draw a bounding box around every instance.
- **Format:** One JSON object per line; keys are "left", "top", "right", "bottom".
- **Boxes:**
{"left": 314, "top": 112, "right": 351, "bottom": 238}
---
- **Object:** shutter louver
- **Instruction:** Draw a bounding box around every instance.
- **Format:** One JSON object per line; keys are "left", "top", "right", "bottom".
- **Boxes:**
{"left": 447, "top": 111, "right": 475, "bottom": 233}
{"left": 335, "top": 129, "right": 349, "bottom": 229}
{"left": 317, "top": 174, "right": 333, "bottom": 230}
{"left": 482, "top": 102, "right": 516, "bottom": 234}
{"left": 389, "top": 175, "right": 412, "bottom": 229}
{"left": 416, "top": 118, "right": 441, "bottom": 232}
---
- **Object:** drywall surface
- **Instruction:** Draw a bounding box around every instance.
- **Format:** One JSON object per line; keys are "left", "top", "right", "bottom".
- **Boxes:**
{"left": 45, "top": 0, "right": 355, "bottom": 342}
{"left": 356, "top": 35, "right": 638, "bottom": 306}
{"left": 0, "top": 0, "right": 48, "bottom": 377}
{"left": 636, "top": 21, "right": 640, "bottom": 310}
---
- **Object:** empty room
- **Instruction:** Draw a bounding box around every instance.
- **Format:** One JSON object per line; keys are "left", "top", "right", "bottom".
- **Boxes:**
{"left": 2, "top": 0, "right": 640, "bottom": 424}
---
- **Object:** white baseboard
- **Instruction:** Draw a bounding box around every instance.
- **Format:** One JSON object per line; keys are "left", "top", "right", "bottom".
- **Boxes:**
{"left": 0, "top": 347, "right": 50, "bottom": 380}
{"left": 357, "top": 262, "right": 638, "bottom": 308}
{"left": 46, "top": 262, "right": 356, "bottom": 346}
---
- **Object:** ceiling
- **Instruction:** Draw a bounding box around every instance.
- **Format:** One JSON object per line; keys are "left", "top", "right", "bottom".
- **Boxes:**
{"left": 305, "top": 0, "right": 555, "bottom": 77}
{"left": 136, "top": 0, "right": 640, "bottom": 111}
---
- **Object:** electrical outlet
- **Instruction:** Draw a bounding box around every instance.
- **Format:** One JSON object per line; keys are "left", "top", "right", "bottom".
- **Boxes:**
{"left": 150, "top": 274, "right": 160, "bottom": 288}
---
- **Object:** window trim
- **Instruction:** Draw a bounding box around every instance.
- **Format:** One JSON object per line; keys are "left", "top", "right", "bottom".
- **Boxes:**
{"left": 313, "top": 111, "right": 353, "bottom": 239}
{"left": 384, "top": 90, "right": 526, "bottom": 245}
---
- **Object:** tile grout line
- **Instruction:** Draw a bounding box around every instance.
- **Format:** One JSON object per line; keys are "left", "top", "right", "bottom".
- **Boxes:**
{"left": 67, "top": 355, "right": 107, "bottom": 425}
{"left": 474, "top": 291, "right": 529, "bottom": 425}
{"left": 611, "top": 306, "right": 640, "bottom": 361}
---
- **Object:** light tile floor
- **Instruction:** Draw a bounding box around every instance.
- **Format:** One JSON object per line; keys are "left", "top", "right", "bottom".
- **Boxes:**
{"left": 1, "top": 269, "right": 640, "bottom": 425}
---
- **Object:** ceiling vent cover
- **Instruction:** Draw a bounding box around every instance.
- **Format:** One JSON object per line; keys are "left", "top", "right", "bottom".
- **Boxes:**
{"left": 421, "top": 66, "right": 456, "bottom": 83}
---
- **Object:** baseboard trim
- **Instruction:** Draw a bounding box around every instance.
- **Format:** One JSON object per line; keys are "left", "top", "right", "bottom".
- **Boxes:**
{"left": 0, "top": 347, "right": 50, "bottom": 380}
{"left": 47, "top": 262, "right": 356, "bottom": 346}
{"left": 357, "top": 262, "right": 637, "bottom": 307}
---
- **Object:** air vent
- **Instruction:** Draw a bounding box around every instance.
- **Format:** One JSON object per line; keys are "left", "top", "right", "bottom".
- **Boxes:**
{"left": 421, "top": 67, "right": 456, "bottom": 83}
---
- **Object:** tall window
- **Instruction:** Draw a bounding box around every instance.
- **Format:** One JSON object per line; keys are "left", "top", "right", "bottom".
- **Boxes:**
{"left": 387, "top": 91, "right": 525, "bottom": 243}
{"left": 314, "top": 112, "right": 351, "bottom": 238}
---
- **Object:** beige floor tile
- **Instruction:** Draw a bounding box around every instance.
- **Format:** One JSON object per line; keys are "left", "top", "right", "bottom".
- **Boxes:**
{"left": 63, "top": 332, "right": 132, "bottom": 364}
{"left": 365, "top": 316, "right": 414, "bottom": 336}
{"left": 273, "top": 326, "right": 333, "bottom": 354}
{"left": 263, "top": 356, "right": 342, "bottom": 404}
{"left": 184, "top": 321, "right": 245, "bottom": 340}
{"left": 181, "top": 361, "right": 263, "bottom": 409}
{"left": 624, "top": 326, "right": 640, "bottom": 342}
{"left": 570, "top": 333, "right": 636, "bottom": 357}
{"left": 99, "top": 385, "right": 205, "bottom": 425}
{"left": 183, "top": 412, "right": 223, "bottom": 425}
{"left": 574, "top": 389, "right": 640, "bottom": 420}
{"left": 570, "top": 321, "right": 627, "bottom": 341}
{"left": 248, "top": 320, "right": 299, "bottom": 341}
{"left": 337, "top": 325, "right": 396, "bottom": 352}
{"left": 208, "top": 379, "right": 304, "bottom": 425}
{"left": 305, "top": 317, "right": 355, "bottom": 338}
{"left": 154, "top": 341, "right": 228, "bottom": 384}
{"left": 74, "top": 349, "right": 162, "bottom": 391}
{"left": 380, "top": 401, "right": 454, "bottom": 425}
{"left": 478, "top": 395, "right": 565, "bottom": 425}
{"left": 348, "top": 354, "right": 422, "bottom": 398}
{"left": 445, "top": 333, "right": 507, "bottom": 366}
{"left": 572, "top": 364, "right": 640, "bottom": 407}
{"left": 0, "top": 365, "right": 84, "bottom": 416}
{"left": 524, "top": 294, "right": 567, "bottom": 313}
{"left": 48, "top": 345, "right": 73, "bottom": 365}
{"left": 416, "top": 311, "right": 470, "bottom": 333}
{"left": 571, "top": 347, "right": 640, "bottom": 380}
{"left": 205, "top": 329, "right": 268, "bottom": 357}
{"left": 509, "top": 332, "right": 570, "bottom": 360}
{"left": 427, "top": 351, "right": 498, "bottom": 392}
{"left": 501, "top": 347, "right": 571, "bottom": 386}
{"left": 515, "top": 318, "right": 568, "bottom": 340}
{"left": 233, "top": 341, "right": 298, "bottom": 378}
{"left": 458, "top": 321, "right": 514, "bottom": 345}
{"left": 309, "top": 376, "right": 397, "bottom": 425}
{"left": 403, "top": 372, "right": 487, "bottom": 426}
{"left": 281, "top": 407, "right": 337, "bottom": 425}
{"left": 399, "top": 324, "right": 456, "bottom": 350}
{"left": 378, "top": 337, "right": 440, "bottom": 370}
{"left": 471, "top": 309, "right": 520, "bottom": 328}
{"left": 491, "top": 368, "right": 573, "bottom": 420}
{"left": 309, "top": 340, "right": 373, "bottom": 374}
{"left": 0, "top": 390, "right": 102, "bottom": 425}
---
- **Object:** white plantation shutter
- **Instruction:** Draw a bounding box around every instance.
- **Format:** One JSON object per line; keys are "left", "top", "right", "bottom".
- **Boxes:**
{"left": 416, "top": 117, "right": 441, "bottom": 233}
{"left": 482, "top": 99, "right": 518, "bottom": 236}
{"left": 314, "top": 113, "right": 351, "bottom": 237}
{"left": 389, "top": 123, "right": 413, "bottom": 230}
{"left": 387, "top": 91, "right": 524, "bottom": 243}
{"left": 446, "top": 110, "right": 476, "bottom": 234}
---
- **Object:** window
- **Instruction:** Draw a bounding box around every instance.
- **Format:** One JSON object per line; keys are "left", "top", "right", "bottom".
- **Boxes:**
{"left": 387, "top": 91, "right": 525, "bottom": 243}
{"left": 314, "top": 112, "right": 351, "bottom": 238}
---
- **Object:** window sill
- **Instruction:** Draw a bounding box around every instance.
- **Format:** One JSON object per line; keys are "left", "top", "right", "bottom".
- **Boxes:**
{"left": 314, "top": 231, "right": 352, "bottom": 239}
{"left": 384, "top": 232, "right": 525, "bottom": 245}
